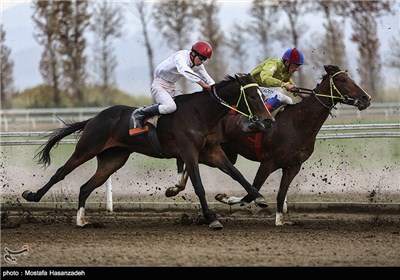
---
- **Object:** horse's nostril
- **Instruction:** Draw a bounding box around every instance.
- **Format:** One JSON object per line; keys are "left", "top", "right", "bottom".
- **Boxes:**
{"left": 362, "top": 95, "right": 371, "bottom": 102}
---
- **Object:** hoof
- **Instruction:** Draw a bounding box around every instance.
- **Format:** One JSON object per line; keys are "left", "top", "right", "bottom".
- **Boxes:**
{"left": 22, "top": 190, "right": 35, "bottom": 202}
{"left": 165, "top": 186, "right": 180, "bottom": 197}
{"left": 209, "top": 220, "right": 223, "bottom": 230}
{"left": 215, "top": 193, "right": 227, "bottom": 203}
{"left": 255, "top": 196, "right": 268, "bottom": 208}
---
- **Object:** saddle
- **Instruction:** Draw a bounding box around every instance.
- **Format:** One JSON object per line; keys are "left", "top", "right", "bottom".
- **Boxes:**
{"left": 129, "top": 110, "right": 163, "bottom": 155}
{"left": 129, "top": 107, "right": 159, "bottom": 136}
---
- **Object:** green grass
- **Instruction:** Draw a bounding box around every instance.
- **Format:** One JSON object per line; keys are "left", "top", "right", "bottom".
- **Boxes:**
{"left": 2, "top": 135, "right": 398, "bottom": 170}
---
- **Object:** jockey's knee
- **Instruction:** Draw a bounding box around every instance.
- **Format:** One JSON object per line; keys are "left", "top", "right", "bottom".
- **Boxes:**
{"left": 159, "top": 103, "right": 177, "bottom": 114}
{"left": 279, "top": 94, "right": 293, "bottom": 105}
{"left": 266, "top": 94, "right": 292, "bottom": 110}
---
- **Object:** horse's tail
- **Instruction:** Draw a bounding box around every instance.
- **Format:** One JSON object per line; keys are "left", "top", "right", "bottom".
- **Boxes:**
{"left": 36, "top": 119, "right": 91, "bottom": 167}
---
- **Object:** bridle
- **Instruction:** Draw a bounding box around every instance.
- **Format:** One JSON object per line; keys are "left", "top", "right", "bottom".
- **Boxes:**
{"left": 295, "top": 70, "right": 358, "bottom": 111}
{"left": 210, "top": 82, "right": 260, "bottom": 121}
{"left": 184, "top": 70, "right": 261, "bottom": 121}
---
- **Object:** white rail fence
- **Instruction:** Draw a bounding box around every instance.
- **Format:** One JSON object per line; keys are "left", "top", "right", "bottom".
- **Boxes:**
{"left": 1, "top": 102, "right": 399, "bottom": 131}
{"left": 1, "top": 123, "right": 399, "bottom": 212}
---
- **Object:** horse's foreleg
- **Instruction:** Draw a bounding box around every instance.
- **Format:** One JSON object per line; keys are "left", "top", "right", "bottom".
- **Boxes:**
{"left": 182, "top": 156, "right": 223, "bottom": 229}
{"left": 202, "top": 148, "right": 263, "bottom": 205}
{"left": 275, "top": 165, "right": 301, "bottom": 226}
{"left": 76, "top": 207, "right": 89, "bottom": 227}
{"left": 283, "top": 193, "right": 288, "bottom": 214}
{"left": 76, "top": 148, "right": 130, "bottom": 227}
{"left": 214, "top": 193, "right": 243, "bottom": 205}
{"left": 215, "top": 158, "right": 271, "bottom": 208}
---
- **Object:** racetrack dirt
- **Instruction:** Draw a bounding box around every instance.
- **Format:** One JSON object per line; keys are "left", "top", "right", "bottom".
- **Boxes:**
{"left": 1, "top": 208, "right": 399, "bottom": 267}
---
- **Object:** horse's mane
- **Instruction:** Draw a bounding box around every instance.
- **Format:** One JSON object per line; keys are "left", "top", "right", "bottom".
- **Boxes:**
{"left": 174, "top": 74, "right": 238, "bottom": 103}
{"left": 217, "top": 75, "right": 236, "bottom": 89}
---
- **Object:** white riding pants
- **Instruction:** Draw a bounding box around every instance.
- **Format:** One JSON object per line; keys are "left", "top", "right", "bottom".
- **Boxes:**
{"left": 259, "top": 87, "right": 293, "bottom": 105}
{"left": 151, "top": 77, "right": 182, "bottom": 114}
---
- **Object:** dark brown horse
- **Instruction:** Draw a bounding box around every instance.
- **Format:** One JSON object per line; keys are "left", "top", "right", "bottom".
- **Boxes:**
{"left": 167, "top": 65, "right": 371, "bottom": 225}
{"left": 22, "top": 73, "right": 274, "bottom": 229}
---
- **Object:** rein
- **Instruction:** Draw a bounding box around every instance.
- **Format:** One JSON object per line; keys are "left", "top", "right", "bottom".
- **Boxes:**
{"left": 211, "top": 83, "right": 259, "bottom": 121}
{"left": 294, "top": 70, "right": 355, "bottom": 110}
{"left": 184, "top": 70, "right": 259, "bottom": 121}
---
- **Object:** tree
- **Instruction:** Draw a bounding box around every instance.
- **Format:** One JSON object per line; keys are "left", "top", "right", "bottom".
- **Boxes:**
{"left": 307, "top": 1, "right": 347, "bottom": 72}
{"left": 337, "top": 0, "right": 392, "bottom": 98}
{"left": 132, "top": 1, "right": 155, "bottom": 86}
{"left": 58, "top": 0, "right": 90, "bottom": 103}
{"left": 275, "top": 0, "right": 311, "bottom": 86}
{"left": 226, "top": 23, "right": 248, "bottom": 72}
{"left": 386, "top": 33, "right": 400, "bottom": 70}
{"left": 32, "top": 0, "right": 63, "bottom": 107}
{"left": 248, "top": 0, "right": 279, "bottom": 61}
{"left": 153, "top": 0, "right": 194, "bottom": 92}
{"left": 193, "top": 0, "right": 226, "bottom": 80}
{"left": 0, "top": 24, "right": 15, "bottom": 109}
{"left": 90, "top": 0, "right": 123, "bottom": 105}
{"left": 153, "top": 0, "right": 194, "bottom": 50}
{"left": 0, "top": 24, "right": 14, "bottom": 109}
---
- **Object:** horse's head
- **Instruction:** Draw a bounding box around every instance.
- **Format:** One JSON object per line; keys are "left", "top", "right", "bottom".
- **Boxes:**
{"left": 231, "top": 73, "right": 275, "bottom": 132}
{"left": 317, "top": 65, "right": 371, "bottom": 110}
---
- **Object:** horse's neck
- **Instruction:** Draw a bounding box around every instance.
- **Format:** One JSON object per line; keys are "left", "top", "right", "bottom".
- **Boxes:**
{"left": 289, "top": 92, "right": 332, "bottom": 136}
{"left": 184, "top": 91, "right": 229, "bottom": 127}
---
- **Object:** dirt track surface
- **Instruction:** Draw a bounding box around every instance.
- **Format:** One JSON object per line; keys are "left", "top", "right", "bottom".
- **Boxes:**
{"left": 1, "top": 209, "right": 400, "bottom": 267}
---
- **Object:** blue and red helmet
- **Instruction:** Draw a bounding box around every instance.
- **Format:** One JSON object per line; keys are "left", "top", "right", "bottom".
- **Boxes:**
{"left": 282, "top": 48, "right": 304, "bottom": 65}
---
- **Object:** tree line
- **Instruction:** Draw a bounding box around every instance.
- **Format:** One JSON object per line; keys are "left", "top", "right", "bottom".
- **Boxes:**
{"left": 1, "top": 0, "right": 399, "bottom": 109}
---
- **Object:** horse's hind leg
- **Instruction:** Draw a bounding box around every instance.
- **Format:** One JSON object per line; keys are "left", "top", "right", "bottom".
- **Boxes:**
{"left": 76, "top": 147, "right": 130, "bottom": 226}
{"left": 22, "top": 151, "right": 96, "bottom": 202}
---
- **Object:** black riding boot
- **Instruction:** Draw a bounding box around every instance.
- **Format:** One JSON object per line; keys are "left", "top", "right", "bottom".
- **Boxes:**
{"left": 133, "top": 104, "right": 160, "bottom": 128}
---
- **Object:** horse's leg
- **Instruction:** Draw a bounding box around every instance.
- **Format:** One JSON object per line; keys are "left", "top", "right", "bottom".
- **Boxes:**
{"left": 180, "top": 153, "right": 223, "bottom": 229}
{"left": 168, "top": 144, "right": 241, "bottom": 198}
{"left": 22, "top": 151, "right": 97, "bottom": 203}
{"left": 200, "top": 147, "right": 263, "bottom": 205}
{"left": 76, "top": 147, "right": 130, "bottom": 226}
{"left": 277, "top": 169, "right": 289, "bottom": 214}
{"left": 23, "top": 127, "right": 107, "bottom": 202}
{"left": 275, "top": 164, "right": 301, "bottom": 226}
{"left": 165, "top": 158, "right": 188, "bottom": 197}
{"left": 215, "top": 161, "right": 274, "bottom": 208}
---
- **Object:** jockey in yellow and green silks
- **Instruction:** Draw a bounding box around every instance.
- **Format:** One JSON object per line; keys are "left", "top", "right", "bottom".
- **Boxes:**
{"left": 250, "top": 48, "right": 307, "bottom": 111}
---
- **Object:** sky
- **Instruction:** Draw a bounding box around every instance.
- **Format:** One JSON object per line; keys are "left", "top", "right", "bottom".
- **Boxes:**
{"left": 1, "top": 0, "right": 399, "bottom": 96}
{"left": 1, "top": 0, "right": 26, "bottom": 11}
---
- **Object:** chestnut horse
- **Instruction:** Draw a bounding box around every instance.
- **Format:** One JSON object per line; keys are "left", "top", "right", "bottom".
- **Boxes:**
{"left": 22, "top": 73, "right": 274, "bottom": 229}
{"left": 167, "top": 65, "right": 371, "bottom": 225}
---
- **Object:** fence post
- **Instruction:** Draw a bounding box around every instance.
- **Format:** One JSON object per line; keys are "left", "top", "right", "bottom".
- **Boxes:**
{"left": 106, "top": 177, "right": 113, "bottom": 212}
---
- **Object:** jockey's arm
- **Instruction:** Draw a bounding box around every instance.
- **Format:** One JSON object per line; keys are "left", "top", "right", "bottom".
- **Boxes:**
{"left": 198, "top": 80, "right": 212, "bottom": 90}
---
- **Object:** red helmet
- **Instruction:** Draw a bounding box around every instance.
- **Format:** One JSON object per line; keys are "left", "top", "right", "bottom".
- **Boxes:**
{"left": 191, "top": 41, "right": 213, "bottom": 59}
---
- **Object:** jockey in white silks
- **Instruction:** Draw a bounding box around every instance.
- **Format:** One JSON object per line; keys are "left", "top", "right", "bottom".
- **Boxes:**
{"left": 133, "top": 41, "right": 215, "bottom": 129}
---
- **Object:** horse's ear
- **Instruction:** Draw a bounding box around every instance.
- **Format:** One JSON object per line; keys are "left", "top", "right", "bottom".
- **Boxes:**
{"left": 324, "top": 65, "right": 341, "bottom": 75}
